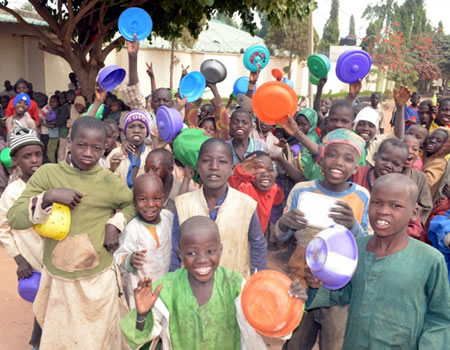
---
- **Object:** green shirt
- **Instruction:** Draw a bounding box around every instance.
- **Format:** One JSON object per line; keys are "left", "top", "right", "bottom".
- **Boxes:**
{"left": 7, "top": 161, "right": 135, "bottom": 279}
{"left": 121, "top": 267, "right": 244, "bottom": 350}
{"left": 309, "top": 236, "right": 450, "bottom": 349}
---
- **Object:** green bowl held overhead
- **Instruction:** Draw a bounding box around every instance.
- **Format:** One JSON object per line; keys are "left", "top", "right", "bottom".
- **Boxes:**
{"left": 309, "top": 74, "right": 321, "bottom": 86}
{"left": 307, "top": 54, "right": 329, "bottom": 79}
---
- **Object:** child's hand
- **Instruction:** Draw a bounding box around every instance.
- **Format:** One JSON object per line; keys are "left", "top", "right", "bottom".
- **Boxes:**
{"left": 393, "top": 85, "right": 411, "bottom": 108}
{"left": 443, "top": 184, "right": 450, "bottom": 198}
{"left": 278, "top": 116, "right": 300, "bottom": 137}
{"left": 181, "top": 64, "right": 190, "bottom": 78}
{"left": 134, "top": 278, "right": 163, "bottom": 316}
{"left": 43, "top": 188, "right": 84, "bottom": 209}
{"left": 240, "top": 154, "right": 265, "bottom": 175}
{"left": 109, "top": 153, "right": 123, "bottom": 173}
{"left": 269, "top": 150, "right": 281, "bottom": 162}
{"left": 274, "top": 138, "right": 288, "bottom": 150}
{"left": 329, "top": 201, "right": 356, "bottom": 230}
{"left": 103, "top": 224, "right": 120, "bottom": 253}
{"left": 121, "top": 139, "right": 136, "bottom": 156}
{"left": 288, "top": 279, "right": 308, "bottom": 301}
{"left": 183, "top": 165, "right": 195, "bottom": 181}
{"left": 95, "top": 82, "right": 107, "bottom": 102}
{"left": 279, "top": 209, "right": 307, "bottom": 231}
{"left": 249, "top": 69, "right": 260, "bottom": 85}
{"left": 305, "top": 266, "right": 322, "bottom": 289}
{"left": 173, "top": 96, "right": 187, "bottom": 111}
{"left": 318, "top": 78, "right": 327, "bottom": 89}
{"left": 146, "top": 62, "right": 154, "bottom": 78}
{"left": 348, "top": 79, "right": 362, "bottom": 98}
{"left": 14, "top": 254, "right": 33, "bottom": 279}
{"left": 126, "top": 34, "right": 139, "bottom": 58}
{"left": 131, "top": 249, "right": 148, "bottom": 269}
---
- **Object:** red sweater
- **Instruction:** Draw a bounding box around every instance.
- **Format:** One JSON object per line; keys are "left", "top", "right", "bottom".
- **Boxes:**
{"left": 6, "top": 98, "right": 40, "bottom": 126}
{"left": 229, "top": 165, "right": 284, "bottom": 233}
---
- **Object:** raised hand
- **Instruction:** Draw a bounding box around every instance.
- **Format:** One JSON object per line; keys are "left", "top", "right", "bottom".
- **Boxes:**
{"left": 42, "top": 188, "right": 84, "bottom": 209}
{"left": 240, "top": 154, "right": 265, "bottom": 175}
{"left": 131, "top": 249, "right": 148, "bottom": 269}
{"left": 393, "top": 85, "right": 412, "bottom": 108}
{"left": 274, "top": 138, "right": 288, "bottom": 150}
{"left": 146, "top": 62, "right": 154, "bottom": 78}
{"left": 126, "top": 34, "right": 139, "bottom": 58}
{"left": 329, "top": 201, "right": 356, "bottom": 230}
{"left": 134, "top": 278, "right": 163, "bottom": 315}
{"left": 181, "top": 64, "right": 190, "bottom": 78}
{"left": 121, "top": 139, "right": 136, "bottom": 156}
{"left": 109, "top": 153, "right": 124, "bottom": 173}
{"left": 348, "top": 79, "right": 362, "bottom": 99}
{"left": 95, "top": 82, "right": 107, "bottom": 102}
{"left": 278, "top": 116, "right": 300, "bottom": 137}
{"left": 249, "top": 69, "right": 260, "bottom": 85}
{"left": 318, "top": 78, "right": 327, "bottom": 89}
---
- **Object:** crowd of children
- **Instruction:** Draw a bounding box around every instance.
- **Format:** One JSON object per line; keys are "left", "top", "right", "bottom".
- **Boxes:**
{"left": 0, "top": 33, "right": 449, "bottom": 350}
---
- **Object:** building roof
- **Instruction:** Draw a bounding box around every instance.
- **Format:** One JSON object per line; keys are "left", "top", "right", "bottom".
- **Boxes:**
{"left": 0, "top": 9, "right": 47, "bottom": 27}
{"left": 140, "top": 20, "right": 264, "bottom": 54}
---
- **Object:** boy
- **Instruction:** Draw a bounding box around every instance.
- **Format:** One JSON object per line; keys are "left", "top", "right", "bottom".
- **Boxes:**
{"left": 7, "top": 117, "right": 136, "bottom": 349}
{"left": 6, "top": 93, "right": 37, "bottom": 137}
{"left": 304, "top": 174, "right": 450, "bottom": 349}
{"left": 120, "top": 216, "right": 306, "bottom": 349}
{"left": 429, "top": 97, "right": 450, "bottom": 132}
{"left": 0, "top": 127, "right": 44, "bottom": 349}
{"left": 370, "top": 92, "right": 385, "bottom": 134}
{"left": 46, "top": 95, "right": 60, "bottom": 163}
{"left": 169, "top": 138, "right": 267, "bottom": 278}
{"left": 278, "top": 128, "right": 370, "bottom": 350}
{"left": 114, "top": 173, "right": 173, "bottom": 308}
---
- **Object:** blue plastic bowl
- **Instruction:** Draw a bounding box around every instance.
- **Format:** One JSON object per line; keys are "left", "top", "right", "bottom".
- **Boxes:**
{"left": 18, "top": 271, "right": 41, "bottom": 303}
{"left": 282, "top": 77, "right": 294, "bottom": 89}
{"left": 118, "top": 7, "right": 153, "bottom": 41}
{"left": 179, "top": 71, "right": 206, "bottom": 103}
{"left": 318, "top": 54, "right": 331, "bottom": 72}
{"left": 97, "top": 65, "right": 126, "bottom": 92}
{"left": 233, "top": 76, "right": 257, "bottom": 96}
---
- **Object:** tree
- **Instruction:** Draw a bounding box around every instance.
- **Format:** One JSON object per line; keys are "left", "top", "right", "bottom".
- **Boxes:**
{"left": 318, "top": 0, "right": 339, "bottom": 55}
{"left": 265, "top": 17, "right": 318, "bottom": 79}
{"left": 214, "top": 12, "right": 238, "bottom": 28}
{"left": 411, "top": 33, "right": 441, "bottom": 92}
{"left": 434, "top": 21, "right": 450, "bottom": 91}
{"left": 349, "top": 14, "right": 356, "bottom": 37}
{"left": 0, "top": 0, "right": 316, "bottom": 101}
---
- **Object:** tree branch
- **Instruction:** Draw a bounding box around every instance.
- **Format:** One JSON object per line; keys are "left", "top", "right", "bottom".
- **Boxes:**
{"left": 28, "top": 0, "right": 62, "bottom": 37}
{"left": 57, "top": 0, "right": 63, "bottom": 24}
{"left": 100, "top": 36, "right": 125, "bottom": 62}
{"left": 64, "top": 0, "right": 100, "bottom": 44}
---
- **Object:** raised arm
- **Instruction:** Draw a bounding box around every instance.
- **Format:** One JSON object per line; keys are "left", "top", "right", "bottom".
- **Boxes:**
{"left": 392, "top": 85, "right": 411, "bottom": 140}
{"left": 314, "top": 78, "right": 327, "bottom": 123}
{"left": 145, "top": 62, "right": 156, "bottom": 93}
{"left": 347, "top": 79, "right": 362, "bottom": 105}
{"left": 279, "top": 117, "right": 320, "bottom": 157}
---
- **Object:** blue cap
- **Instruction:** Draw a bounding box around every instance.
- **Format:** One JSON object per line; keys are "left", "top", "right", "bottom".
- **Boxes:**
{"left": 13, "top": 93, "right": 31, "bottom": 109}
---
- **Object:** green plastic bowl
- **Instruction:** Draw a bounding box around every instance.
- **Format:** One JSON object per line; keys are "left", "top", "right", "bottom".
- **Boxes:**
{"left": 310, "top": 74, "right": 320, "bottom": 86}
{"left": 0, "top": 147, "right": 12, "bottom": 168}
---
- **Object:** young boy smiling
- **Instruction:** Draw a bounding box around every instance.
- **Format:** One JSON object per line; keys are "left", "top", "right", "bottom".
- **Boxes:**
{"left": 7, "top": 117, "right": 135, "bottom": 349}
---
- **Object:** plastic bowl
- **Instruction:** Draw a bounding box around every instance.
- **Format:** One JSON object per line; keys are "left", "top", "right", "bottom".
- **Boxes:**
{"left": 271, "top": 68, "right": 283, "bottom": 80}
{"left": 118, "top": 7, "right": 153, "bottom": 41}
{"left": 336, "top": 50, "right": 372, "bottom": 84}
{"left": 97, "top": 65, "right": 126, "bottom": 92}
{"left": 0, "top": 147, "right": 12, "bottom": 168}
{"left": 200, "top": 59, "right": 227, "bottom": 83}
{"left": 179, "top": 71, "right": 206, "bottom": 103}
{"left": 306, "top": 225, "right": 358, "bottom": 290}
{"left": 318, "top": 54, "right": 331, "bottom": 71}
{"left": 282, "top": 77, "right": 294, "bottom": 89}
{"left": 33, "top": 203, "right": 71, "bottom": 241}
{"left": 310, "top": 74, "right": 320, "bottom": 86}
{"left": 307, "top": 54, "right": 329, "bottom": 79}
{"left": 243, "top": 45, "right": 270, "bottom": 72}
{"left": 156, "top": 106, "right": 183, "bottom": 143}
{"left": 18, "top": 271, "right": 41, "bottom": 303}
{"left": 45, "top": 110, "right": 56, "bottom": 122}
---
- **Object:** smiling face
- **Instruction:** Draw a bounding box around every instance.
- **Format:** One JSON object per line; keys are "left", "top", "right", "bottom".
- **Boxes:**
{"left": 320, "top": 98, "right": 331, "bottom": 114}
{"left": 15, "top": 82, "right": 29, "bottom": 94}
{"left": 197, "top": 141, "right": 234, "bottom": 191}
{"left": 133, "top": 174, "right": 164, "bottom": 224}
{"left": 373, "top": 145, "right": 408, "bottom": 178}
{"left": 327, "top": 106, "right": 354, "bottom": 132}
{"left": 355, "top": 120, "right": 377, "bottom": 142}
{"left": 253, "top": 156, "right": 276, "bottom": 192}
{"left": 12, "top": 145, "right": 43, "bottom": 181}
{"left": 320, "top": 143, "right": 359, "bottom": 191}
{"left": 436, "top": 100, "right": 450, "bottom": 126}
{"left": 403, "top": 136, "right": 420, "bottom": 168}
{"left": 70, "top": 127, "right": 105, "bottom": 171}
{"left": 14, "top": 100, "right": 28, "bottom": 115}
{"left": 424, "top": 129, "right": 448, "bottom": 156}
{"left": 125, "top": 120, "right": 147, "bottom": 146}
{"left": 230, "top": 111, "right": 252, "bottom": 140}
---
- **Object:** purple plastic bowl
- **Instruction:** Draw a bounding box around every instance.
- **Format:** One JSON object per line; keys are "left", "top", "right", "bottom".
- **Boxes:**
{"left": 18, "top": 271, "right": 41, "bottom": 303}
{"left": 97, "top": 65, "right": 126, "bottom": 92}
{"left": 336, "top": 50, "right": 372, "bottom": 84}
{"left": 45, "top": 110, "right": 56, "bottom": 122}
{"left": 156, "top": 106, "right": 183, "bottom": 143}
{"left": 306, "top": 225, "right": 358, "bottom": 290}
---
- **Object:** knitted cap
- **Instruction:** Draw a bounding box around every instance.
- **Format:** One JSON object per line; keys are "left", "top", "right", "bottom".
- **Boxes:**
{"left": 123, "top": 110, "right": 150, "bottom": 137}
{"left": 9, "top": 123, "right": 43, "bottom": 156}
{"left": 13, "top": 93, "right": 31, "bottom": 109}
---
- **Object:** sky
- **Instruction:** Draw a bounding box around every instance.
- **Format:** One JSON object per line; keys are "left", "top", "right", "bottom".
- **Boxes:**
{"left": 313, "top": 0, "right": 450, "bottom": 40}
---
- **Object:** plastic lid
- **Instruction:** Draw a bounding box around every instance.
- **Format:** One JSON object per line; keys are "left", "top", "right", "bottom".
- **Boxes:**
{"left": 179, "top": 71, "right": 206, "bottom": 103}
{"left": 156, "top": 106, "right": 183, "bottom": 143}
{"left": 243, "top": 45, "right": 270, "bottom": 72}
{"left": 118, "top": 7, "right": 153, "bottom": 41}
{"left": 200, "top": 59, "right": 227, "bottom": 84}
{"left": 336, "top": 50, "right": 372, "bottom": 84}
{"left": 307, "top": 54, "right": 329, "bottom": 79}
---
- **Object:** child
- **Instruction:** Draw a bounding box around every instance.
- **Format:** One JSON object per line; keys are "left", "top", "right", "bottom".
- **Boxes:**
{"left": 170, "top": 138, "right": 267, "bottom": 278}
{"left": 277, "top": 128, "right": 370, "bottom": 350}
{"left": 7, "top": 117, "right": 136, "bottom": 349}
{"left": 99, "top": 120, "right": 120, "bottom": 169}
{"left": 46, "top": 95, "right": 60, "bottom": 163}
{"left": 405, "top": 124, "right": 429, "bottom": 145}
{"left": 370, "top": 92, "right": 385, "bottom": 134}
{"left": 198, "top": 115, "right": 217, "bottom": 137}
{"left": 304, "top": 174, "right": 450, "bottom": 349}
{"left": 0, "top": 127, "right": 44, "bottom": 348}
{"left": 229, "top": 109, "right": 268, "bottom": 165}
{"left": 107, "top": 110, "right": 152, "bottom": 188}
{"left": 229, "top": 151, "right": 284, "bottom": 233}
{"left": 410, "top": 91, "right": 421, "bottom": 110}
{"left": 5, "top": 78, "right": 40, "bottom": 126}
{"left": 106, "top": 99, "right": 123, "bottom": 124}
{"left": 418, "top": 100, "right": 433, "bottom": 128}
{"left": 120, "top": 216, "right": 305, "bottom": 349}
{"left": 114, "top": 173, "right": 173, "bottom": 308}
{"left": 6, "top": 93, "right": 37, "bottom": 137}
{"left": 423, "top": 127, "right": 450, "bottom": 198}
{"left": 429, "top": 98, "right": 450, "bottom": 132}
{"left": 55, "top": 91, "right": 71, "bottom": 162}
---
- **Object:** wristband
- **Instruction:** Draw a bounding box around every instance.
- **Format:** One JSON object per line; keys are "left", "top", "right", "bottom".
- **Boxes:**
{"left": 248, "top": 83, "right": 256, "bottom": 90}
{"left": 125, "top": 254, "right": 137, "bottom": 274}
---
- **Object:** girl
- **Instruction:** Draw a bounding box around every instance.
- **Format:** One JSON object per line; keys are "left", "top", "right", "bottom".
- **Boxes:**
{"left": 5, "top": 78, "right": 40, "bottom": 126}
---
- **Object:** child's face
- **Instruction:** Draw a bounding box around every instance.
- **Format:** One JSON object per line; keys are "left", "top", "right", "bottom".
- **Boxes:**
{"left": 424, "top": 129, "right": 448, "bottom": 156}
{"left": 200, "top": 119, "right": 216, "bottom": 138}
{"left": 296, "top": 115, "right": 311, "bottom": 135}
{"left": 14, "top": 101, "right": 28, "bottom": 115}
{"left": 355, "top": 120, "right": 377, "bottom": 142}
{"left": 133, "top": 177, "right": 164, "bottom": 224}
{"left": 0, "top": 96, "right": 9, "bottom": 109}
{"left": 320, "top": 98, "right": 331, "bottom": 114}
{"left": 151, "top": 90, "right": 172, "bottom": 112}
{"left": 179, "top": 227, "right": 222, "bottom": 284}
{"left": 230, "top": 112, "right": 252, "bottom": 140}
{"left": 12, "top": 145, "right": 43, "bottom": 180}
{"left": 49, "top": 97, "right": 59, "bottom": 110}
{"left": 66, "top": 92, "right": 76, "bottom": 104}
{"left": 111, "top": 102, "right": 121, "bottom": 112}
{"left": 403, "top": 137, "right": 420, "bottom": 168}
{"left": 320, "top": 143, "right": 358, "bottom": 187}
{"left": 197, "top": 142, "right": 234, "bottom": 191}
{"left": 373, "top": 146, "right": 407, "bottom": 178}
{"left": 16, "top": 82, "right": 29, "bottom": 94}
{"left": 436, "top": 101, "right": 450, "bottom": 126}
{"left": 145, "top": 155, "right": 171, "bottom": 181}
{"left": 418, "top": 104, "right": 431, "bottom": 125}
{"left": 405, "top": 126, "right": 428, "bottom": 145}
{"left": 410, "top": 94, "right": 420, "bottom": 106}
{"left": 126, "top": 120, "right": 147, "bottom": 146}
{"left": 369, "top": 183, "right": 415, "bottom": 237}
{"left": 257, "top": 120, "right": 273, "bottom": 135}
{"left": 327, "top": 107, "right": 353, "bottom": 132}
{"left": 75, "top": 103, "right": 85, "bottom": 114}
{"left": 370, "top": 94, "right": 380, "bottom": 108}
{"left": 253, "top": 156, "right": 276, "bottom": 192}
{"left": 59, "top": 94, "right": 66, "bottom": 105}
{"left": 105, "top": 126, "right": 116, "bottom": 153}
{"left": 70, "top": 127, "right": 106, "bottom": 171}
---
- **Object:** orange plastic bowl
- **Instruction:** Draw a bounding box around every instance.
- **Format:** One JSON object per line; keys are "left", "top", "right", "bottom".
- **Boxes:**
{"left": 241, "top": 270, "right": 304, "bottom": 338}
{"left": 251, "top": 81, "right": 298, "bottom": 125}
{"left": 271, "top": 68, "right": 283, "bottom": 80}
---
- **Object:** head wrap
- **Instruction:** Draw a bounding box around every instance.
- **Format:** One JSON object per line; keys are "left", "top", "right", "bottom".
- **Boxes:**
{"left": 9, "top": 123, "right": 43, "bottom": 156}
{"left": 353, "top": 106, "right": 380, "bottom": 132}
{"left": 13, "top": 93, "right": 31, "bottom": 109}
{"left": 295, "top": 108, "right": 319, "bottom": 143}
{"left": 123, "top": 110, "right": 150, "bottom": 137}
{"left": 324, "top": 128, "right": 366, "bottom": 157}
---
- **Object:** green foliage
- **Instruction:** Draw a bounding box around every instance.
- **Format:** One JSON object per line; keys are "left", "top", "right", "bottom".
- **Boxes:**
{"left": 318, "top": 0, "right": 339, "bottom": 55}
{"left": 215, "top": 12, "right": 238, "bottom": 28}
{"left": 349, "top": 15, "right": 356, "bottom": 37}
{"left": 256, "top": 12, "right": 271, "bottom": 38}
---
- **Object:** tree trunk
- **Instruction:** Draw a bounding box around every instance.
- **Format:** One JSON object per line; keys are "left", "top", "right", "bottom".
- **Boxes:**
{"left": 169, "top": 40, "right": 175, "bottom": 91}
{"left": 287, "top": 52, "right": 293, "bottom": 79}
